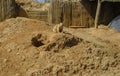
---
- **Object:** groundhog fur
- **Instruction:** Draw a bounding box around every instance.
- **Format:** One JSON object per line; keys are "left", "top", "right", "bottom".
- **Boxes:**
{"left": 53, "top": 23, "right": 63, "bottom": 33}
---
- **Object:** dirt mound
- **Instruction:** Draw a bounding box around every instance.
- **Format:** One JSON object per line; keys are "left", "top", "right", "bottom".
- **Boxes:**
{"left": 0, "top": 17, "right": 120, "bottom": 76}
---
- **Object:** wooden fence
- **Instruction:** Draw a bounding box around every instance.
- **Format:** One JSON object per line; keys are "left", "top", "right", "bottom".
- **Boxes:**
{"left": 49, "top": 0, "right": 95, "bottom": 27}
{"left": 0, "top": 0, "right": 16, "bottom": 21}
{"left": 26, "top": 10, "right": 48, "bottom": 21}
{"left": 18, "top": 5, "right": 48, "bottom": 22}
{"left": 49, "top": 0, "right": 120, "bottom": 27}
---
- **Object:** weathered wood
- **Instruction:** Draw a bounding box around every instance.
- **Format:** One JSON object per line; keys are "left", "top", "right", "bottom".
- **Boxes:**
{"left": 50, "top": 0, "right": 63, "bottom": 24}
{"left": 95, "top": 0, "right": 102, "bottom": 28}
{"left": 63, "top": 1, "right": 72, "bottom": 27}
{"left": 72, "top": 1, "right": 94, "bottom": 27}
{"left": 50, "top": 0, "right": 95, "bottom": 27}
{"left": 48, "top": 0, "right": 120, "bottom": 26}
{"left": 26, "top": 10, "right": 48, "bottom": 21}
{"left": 0, "top": 0, "right": 16, "bottom": 22}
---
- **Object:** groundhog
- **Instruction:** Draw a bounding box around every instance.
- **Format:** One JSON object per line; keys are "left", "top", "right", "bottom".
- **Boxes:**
{"left": 53, "top": 23, "right": 63, "bottom": 33}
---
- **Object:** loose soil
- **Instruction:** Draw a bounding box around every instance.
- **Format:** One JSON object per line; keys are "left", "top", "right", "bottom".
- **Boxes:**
{"left": 0, "top": 17, "right": 120, "bottom": 76}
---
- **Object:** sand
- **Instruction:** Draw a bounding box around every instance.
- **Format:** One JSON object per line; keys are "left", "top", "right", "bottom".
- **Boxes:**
{"left": 0, "top": 17, "right": 120, "bottom": 76}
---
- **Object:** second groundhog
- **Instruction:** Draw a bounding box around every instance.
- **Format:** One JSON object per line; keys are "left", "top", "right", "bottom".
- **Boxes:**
{"left": 53, "top": 23, "right": 63, "bottom": 33}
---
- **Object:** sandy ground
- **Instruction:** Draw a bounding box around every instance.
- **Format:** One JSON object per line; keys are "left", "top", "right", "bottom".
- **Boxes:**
{"left": 0, "top": 17, "right": 120, "bottom": 76}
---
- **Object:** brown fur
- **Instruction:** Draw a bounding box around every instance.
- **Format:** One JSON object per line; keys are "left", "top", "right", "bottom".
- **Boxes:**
{"left": 53, "top": 23, "right": 63, "bottom": 33}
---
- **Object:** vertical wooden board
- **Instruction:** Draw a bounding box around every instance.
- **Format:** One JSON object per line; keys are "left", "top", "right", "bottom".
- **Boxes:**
{"left": 2, "top": 0, "right": 4, "bottom": 21}
{"left": 48, "top": 3, "right": 52, "bottom": 23}
{"left": 55, "top": 0, "right": 63, "bottom": 23}
{"left": 63, "top": 1, "right": 72, "bottom": 27}
{"left": 51, "top": 0, "right": 64, "bottom": 24}
{"left": 0, "top": 1, "right": 1, "bottom": 21}
{"left": 72, "top": 1, "right": 94, "bottom": 27}
{"left": 26, "top": 10, "right": 48, "bottom": 21}
{"left": 72, "top": 2, "right": 81, "bottom": 26}
{"left": 49, "top": 0, "right": 120, "bottom": 27}
{"left": 0, "top": 0, "right": 16, "bottom": 22}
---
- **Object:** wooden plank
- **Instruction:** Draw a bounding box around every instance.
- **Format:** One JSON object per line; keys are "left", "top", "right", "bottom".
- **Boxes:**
{"left": 0, "top": 0, "right": 16, "bottom": 21}
{"left": 50, "top": 0, "right": 95, "bottom": 27}
{"left": 63, "top": 1, "right": 72, "bottom": 27}
{"left": 95, "top": 0, "right": 102, "bottom": 28}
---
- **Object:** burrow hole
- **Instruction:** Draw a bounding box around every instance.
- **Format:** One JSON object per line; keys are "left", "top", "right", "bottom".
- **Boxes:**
{"left": 31, "top": 34, "right": 46, "bottom": 47}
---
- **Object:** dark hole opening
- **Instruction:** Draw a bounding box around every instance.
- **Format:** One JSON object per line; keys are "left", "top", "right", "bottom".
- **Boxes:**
{"left": 31, "top": 38, "right": 45, "bottom": 47}
{"left": 65, "top": 39, "right": 79, "bottom": 47}
{"left": 65, "top": 37, "right": 81, "bottom": 47}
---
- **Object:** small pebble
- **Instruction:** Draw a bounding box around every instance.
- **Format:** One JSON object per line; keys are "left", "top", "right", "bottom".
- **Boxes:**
{"left": 7, "top": 49, "right": 12, "bottom": 53}
{"left": 14, "top": 73, "right": 20, "bottom": 76}
{"left": 16, "top": 53, "right": 20, "bottom": 55}
{"left": 21, "top": 56, "right": 26, "bottom": 61}
{"left": 3, "top": 59, "right": 8, "bottom": 63}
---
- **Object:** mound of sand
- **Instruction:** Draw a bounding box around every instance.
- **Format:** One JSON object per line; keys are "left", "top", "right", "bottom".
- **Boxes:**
{"left": 0, "top": 17, "right": 120, "bottom": 76}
